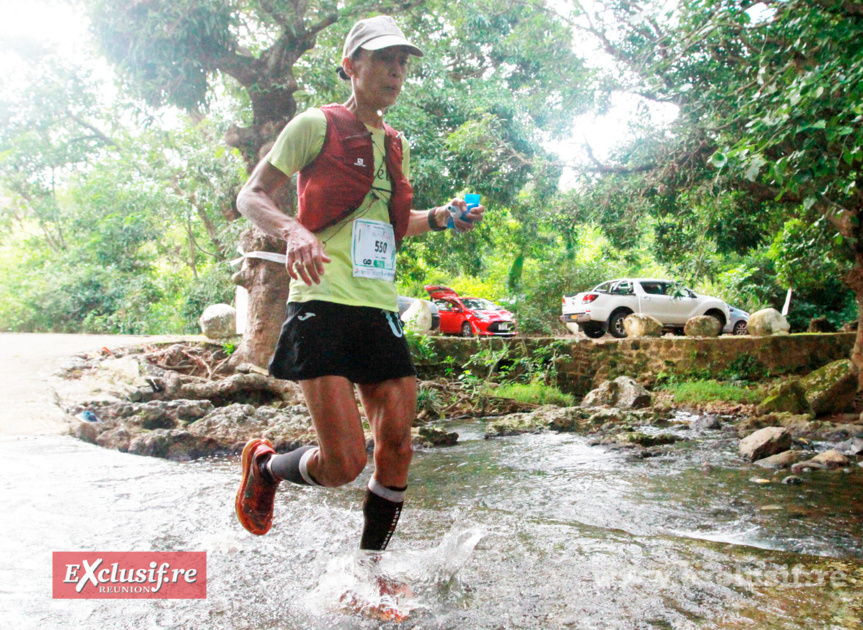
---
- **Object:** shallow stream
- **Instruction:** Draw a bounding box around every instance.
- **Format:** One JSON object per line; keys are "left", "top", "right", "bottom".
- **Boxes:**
{"left": 2, "top": 413, "right": 861, "bottom": 629}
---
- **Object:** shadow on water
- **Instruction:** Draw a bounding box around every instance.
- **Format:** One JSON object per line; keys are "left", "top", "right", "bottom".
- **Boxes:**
{"left": 1, "top": 415, "right": 861, "bottom": 629}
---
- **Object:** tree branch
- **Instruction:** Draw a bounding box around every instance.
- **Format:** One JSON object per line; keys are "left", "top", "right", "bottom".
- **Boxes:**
{"left": 65, "top": 112, "right": 119, "bottom": 148}
{"left": 584, "top": 142, "right": 656, "bottom": 174}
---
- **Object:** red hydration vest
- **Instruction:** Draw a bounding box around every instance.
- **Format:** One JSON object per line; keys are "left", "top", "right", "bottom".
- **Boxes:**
{"left": 296, "top": 104, "right": 414, "bottom": 244}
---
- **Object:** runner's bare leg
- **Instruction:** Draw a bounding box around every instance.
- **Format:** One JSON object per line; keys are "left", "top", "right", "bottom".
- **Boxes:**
{"left": 299, "top": 376, "right": 368, "bottom": 487}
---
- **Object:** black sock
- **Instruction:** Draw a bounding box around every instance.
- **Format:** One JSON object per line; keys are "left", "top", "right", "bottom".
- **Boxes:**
{"left": 360, "top": 480, "right": 406, "bottom": 551}
{"left": 267, "top": 446, "right": 322, "bottom": 486}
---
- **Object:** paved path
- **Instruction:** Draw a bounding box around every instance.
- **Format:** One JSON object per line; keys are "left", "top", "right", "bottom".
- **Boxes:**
{"left": 0, "top": 333, "right": 190, "bottom": 436}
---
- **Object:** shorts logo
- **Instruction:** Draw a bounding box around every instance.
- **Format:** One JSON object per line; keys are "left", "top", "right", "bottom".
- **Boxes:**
{"left": 297, "top": 313, "right": 316, "bottom": 322}
{"left": 353, "top": 158, "right": 366, "bottom": 167}
{"left": 385, "top": 312, "right": 403, "bottom": 338}
{"left": 53, "top": 552, "right": 206, "bottom": 599}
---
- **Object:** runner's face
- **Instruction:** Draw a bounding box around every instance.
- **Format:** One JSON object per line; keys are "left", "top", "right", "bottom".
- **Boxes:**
{"left": 350, "top": 46, "right": 411, "bottom": 110}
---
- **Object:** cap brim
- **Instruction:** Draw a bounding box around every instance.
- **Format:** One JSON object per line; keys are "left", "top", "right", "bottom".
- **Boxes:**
{"left": 360, "top": 35, "right": 424, "bottom": 57}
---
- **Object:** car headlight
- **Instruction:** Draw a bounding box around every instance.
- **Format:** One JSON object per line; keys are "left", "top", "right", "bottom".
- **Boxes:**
{"left": 474, "top": 313, "right": 489, "bottom": 321}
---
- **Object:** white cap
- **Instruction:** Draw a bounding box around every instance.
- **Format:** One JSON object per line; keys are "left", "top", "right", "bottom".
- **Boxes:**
{"left": 342, "top": 15, "right": 424, "bottom": 59}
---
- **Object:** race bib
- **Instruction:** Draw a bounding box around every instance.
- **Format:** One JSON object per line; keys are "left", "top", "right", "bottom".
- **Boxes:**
{"left": 351, "top": 219, "right": 397, "bottom": 281}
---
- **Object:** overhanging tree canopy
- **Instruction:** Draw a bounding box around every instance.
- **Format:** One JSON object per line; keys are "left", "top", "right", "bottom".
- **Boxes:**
{"left": 570, "top": 0, "right": 863, "bottom": 379}
{"left": 87, "top": 0, "right": 590, "bottom": 364}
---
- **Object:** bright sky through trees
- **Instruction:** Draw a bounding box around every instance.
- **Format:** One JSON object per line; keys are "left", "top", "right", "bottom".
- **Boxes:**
{"left": 0, "top": 0, "right": 649, "bottom": 182}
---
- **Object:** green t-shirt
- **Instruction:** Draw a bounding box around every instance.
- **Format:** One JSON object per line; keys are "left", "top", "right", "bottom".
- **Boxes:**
{"left": 266, "top": 108, "right": 411, "bottom": 312}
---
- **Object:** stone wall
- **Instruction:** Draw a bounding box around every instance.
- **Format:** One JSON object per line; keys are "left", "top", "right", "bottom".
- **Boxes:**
{"left": 415, "top": 333, "right": 856, "bottom": 397}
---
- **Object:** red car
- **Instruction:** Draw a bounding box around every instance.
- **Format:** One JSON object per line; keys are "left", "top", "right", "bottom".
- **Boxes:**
{"left": 424, "top": 285, "right": 517, "bottom": 337}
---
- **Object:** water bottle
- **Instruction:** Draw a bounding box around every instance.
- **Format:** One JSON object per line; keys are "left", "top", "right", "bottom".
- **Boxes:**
{"left": 446, "top": 194, "right": 481, "bottom": 231}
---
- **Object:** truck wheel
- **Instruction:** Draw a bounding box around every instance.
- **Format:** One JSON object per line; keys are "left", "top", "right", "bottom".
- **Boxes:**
{"left": 608, "top": 311, "right": 629, "bottom": 338}
{"left": 581, "top": 322, "right": 605, "bottom": 338}
{"left": 461, "top": 321, "right": 473, "bottom": 337}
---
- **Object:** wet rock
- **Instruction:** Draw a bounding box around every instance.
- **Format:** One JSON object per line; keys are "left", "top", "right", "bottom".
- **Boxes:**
{"left": 174, "top": 400, "right": 216, "bottom": 423}
{"left": 581, "top": 377, "right": 652, "bottom": 410}
{"left": 739, "top": 427, "right": 792, "bottom": 462}
{"left": 684, "top": 315, "right": 721, "bottom": 337}
{"left": 165, "top": 372, "right": 299, "bottom": 407}
{"left": 69, "top": 418, "right": 99, "bottom": 444}
{"left": 808, "top": 317, "right": 837, "bottom": 333}
{"left": 86, "top": 400, "right": 216, "bottom": 431}
{"left": 413, "top": 426, "right": 458, "bottom": 447}
{"left": 835, "top": 423, "right": 863, "bottom": 439}
{"left": 837, "top": 437, "right": 863, "bottom": 456}
{"left": 483, "top": 405, "right": 667, "bottom": 438}
{"left": 816, "top": 423, "right": 862, "bottom": 441}
{"left": 128, "top": 405, "right": 177, "bottom": 430}
{"left": 753, "top": 450, "right": 803, "bottom": 469}
{"left": 96, "top": 427, "right": 133, "bottom": 452}
{"left": 781, "top": 414, "right": 820, "bottom": 437}
{"left": 690, "top": 414, "right": 722, "bottom": 431}
{"left": 187, "top": 403, "right": 315, "bottom": 448}
{"left": 791, "top": 460, "right": 828, "bottom": 474}
{"left": 756, "top": 380, "right": 812, "bottom": 416}
{"left": 128, "top": 430, "right": 222, "bottom": 461}
{"left": 798, "top": 359, "right": 856, "bottom": 416}
{"left": 199, "top": 304, "right": 237, "bottom": 339}
{"left": 56, "top": 356, "right": 92, "bottom": 376}
{"left": 810, "top": 449, "right": 850, "bottom": 469}
{"left": 782, "top": 475, "right": 804, "bottom": 485}
{"left": 620, "top": 431, "right": 683, "bottom": 447}
{"left": 623, "top": 314, "right": 662, "bottom": 338}
{"left": 747, "top": 308, "right": 790, "bottom": 336}
{"left": 485, "top": 406, "right": 578, "bottom": 437}
{"left": 235, "top": 363, "right": 269, "bottom": 376}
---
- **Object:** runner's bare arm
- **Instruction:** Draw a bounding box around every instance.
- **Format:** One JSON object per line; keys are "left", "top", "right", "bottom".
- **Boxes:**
{"left": 404, "top": 200, "right": 485, "bottom": 237}
{"left": 237, "top": 160, "right": 331, "bottom": 285}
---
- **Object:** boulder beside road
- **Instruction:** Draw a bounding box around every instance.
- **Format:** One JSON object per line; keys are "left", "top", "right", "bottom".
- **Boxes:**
{"left": 623, "top": 314, "right": 663, "bottom": 338}
{"left": 684, "top": 315, "right": 721, "bottom": 337}
{"left": 747, "top": 308, "right": 790, "bottom": 336}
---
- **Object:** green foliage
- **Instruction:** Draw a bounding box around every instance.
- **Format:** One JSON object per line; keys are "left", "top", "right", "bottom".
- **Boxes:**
{"left": 661, "top": 380, "right": 764, "bottom": 406}
{"left": 405, "top": 330, "right": 438, "bottom": 363}
{"left": 416, "top": 385, "right": 444, "bottom": 418}
{"left": 178, "top": 264, "right": 237, "bottom": 333}
{"left": 3, "top": 0, "right": 860, "bottom": 340}
{"left": 88, "top": 0, "right": 237, "bottom": 111}
{"left": 720, "top": 355, "right": 769, "bottom": 383}
{"left": 711, "top": 0, "right": 863, "bottom": 208}
{"left": 494, "top": 380, "right": 575, "bottom": 406}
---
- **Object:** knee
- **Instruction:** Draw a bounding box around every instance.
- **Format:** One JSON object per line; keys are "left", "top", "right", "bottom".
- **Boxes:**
{"left": 324, "top": 449, "right": 368, "bottom": 487}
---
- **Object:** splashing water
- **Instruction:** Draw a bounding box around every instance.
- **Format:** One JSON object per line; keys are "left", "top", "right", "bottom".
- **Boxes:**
{"left": 307, "top": 523, "right": 485, "bottom": 622}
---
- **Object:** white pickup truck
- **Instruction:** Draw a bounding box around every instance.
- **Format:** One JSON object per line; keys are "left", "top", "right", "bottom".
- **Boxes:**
{"left": 560, "top": 278, "right": 731, "bottom": 338}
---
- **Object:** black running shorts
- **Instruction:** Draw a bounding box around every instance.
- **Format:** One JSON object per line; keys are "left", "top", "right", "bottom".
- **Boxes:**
{"left": 268, "top": 300, "right": 417, "bottom": 384}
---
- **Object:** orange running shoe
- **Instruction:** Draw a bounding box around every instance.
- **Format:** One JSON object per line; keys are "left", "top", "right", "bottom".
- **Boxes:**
{"left": 235, "top": 438, "right": 278, "bottom": 535}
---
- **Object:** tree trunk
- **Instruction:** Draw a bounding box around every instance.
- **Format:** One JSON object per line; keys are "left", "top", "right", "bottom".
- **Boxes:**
{"left": 229, "top": 228, "right": 291, "bottom": 369}
{"left": 844, "top": 251, "right": 863, "bottom": 390}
